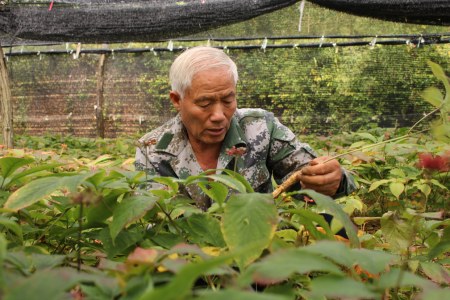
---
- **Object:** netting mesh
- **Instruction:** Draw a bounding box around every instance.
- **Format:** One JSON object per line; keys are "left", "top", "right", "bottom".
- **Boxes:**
{"left": 7, "top": 43, "right": 449, "bottom": 137}
{"left": 2, "top": 2, "right": 450, "bottom": 137}
{"left": 309, "top": 0, "right": 450, "bottom": 26}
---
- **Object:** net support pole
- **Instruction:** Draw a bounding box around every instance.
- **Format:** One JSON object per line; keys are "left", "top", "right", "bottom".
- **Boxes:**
{"left": 96, "top": 53, "right": 106, "bottom": 138}
{"left": 0, "top": 45, "right": 13, "bottom": 149}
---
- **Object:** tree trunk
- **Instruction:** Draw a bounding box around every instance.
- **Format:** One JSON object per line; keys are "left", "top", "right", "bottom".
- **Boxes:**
{"left": 96, "top": 53, "right": 106, "bottom": 138}
{"left": 0, "top": 45, "right": 13, "bottom": 148}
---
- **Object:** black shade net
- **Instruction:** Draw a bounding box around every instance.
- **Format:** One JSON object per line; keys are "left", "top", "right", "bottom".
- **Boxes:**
{"left": 1, "top": 0, "right": 450, "bottom": 45}
{"left": 309, "top": 0, "right": 450, "bottom": 26}
{"left": 0, "top": 0, "right": 298, "bottom": 44}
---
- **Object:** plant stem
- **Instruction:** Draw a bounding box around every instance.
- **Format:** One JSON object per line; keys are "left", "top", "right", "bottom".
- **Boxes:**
{"left": 155, "top": 201, "right": 184, "bottom": 238}
{"left": 77, "top": 203, "right": 83, "bottom": 272}
{"left": 407, "top": 106, "right": 441, "bottom": 135}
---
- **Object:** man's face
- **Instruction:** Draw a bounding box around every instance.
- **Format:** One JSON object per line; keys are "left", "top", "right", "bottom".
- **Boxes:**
{"left": 170, "top": 67, "right": 237, "bottom": 148}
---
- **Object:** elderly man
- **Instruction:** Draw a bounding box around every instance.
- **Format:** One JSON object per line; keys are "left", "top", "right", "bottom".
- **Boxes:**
{"left": 135, "top": 46, "right": 355, "bottom": 210}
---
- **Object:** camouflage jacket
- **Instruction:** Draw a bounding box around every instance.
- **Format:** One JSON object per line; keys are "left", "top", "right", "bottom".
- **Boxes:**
{"left": 135, "top": 108, "right": 355, "bottom": 209}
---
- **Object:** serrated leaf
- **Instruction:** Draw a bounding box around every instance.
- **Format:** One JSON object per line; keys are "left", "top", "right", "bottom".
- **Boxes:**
{"left": 3, "top": 267, "right": 115, "bottom": 300}
{"left": 182, "top": 213, "right": 226, "bottom": 247}
{"left": 377, "top": 267, "right": 436, "bottom": 290}
{"left": 110, "top": 194, "right": 157, "bottom": 242}
{"left": 381, "top": 212, "right": 414, "bottom": 252}
{"left": 221, "top": 193, "right": 277, "bottom": 269}
{"left": 240, "top": 248, "right": 342, "bottom": 286}
{"left": 308, "top": 275, "right": 379, "bottom": 299}
{"left": 420, "top": 261, "right": 450, "bottom": 284}
{"left": 4, "top": 173, "right": 95, "bottom": 211}
{"left": 389, "top": 182, "right": 404, "bottom": 199}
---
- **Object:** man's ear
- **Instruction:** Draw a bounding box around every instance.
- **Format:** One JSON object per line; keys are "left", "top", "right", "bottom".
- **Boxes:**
{"left": 169, "top": 91, "right": 182, "bottom": 111}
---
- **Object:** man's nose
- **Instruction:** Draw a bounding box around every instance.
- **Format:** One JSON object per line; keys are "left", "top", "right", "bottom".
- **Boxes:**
{"left": 209, "top": 104, "right": 226, "bottom": 122}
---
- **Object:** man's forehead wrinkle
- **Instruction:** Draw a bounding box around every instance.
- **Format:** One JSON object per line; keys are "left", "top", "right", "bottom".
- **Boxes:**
{"left": 193, "top": 91, "right": 235, "bottom": 103}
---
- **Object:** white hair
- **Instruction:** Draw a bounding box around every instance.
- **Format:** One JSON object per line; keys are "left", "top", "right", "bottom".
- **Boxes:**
{"left": 169, "top": 46, "right": 238, "bottom": 99}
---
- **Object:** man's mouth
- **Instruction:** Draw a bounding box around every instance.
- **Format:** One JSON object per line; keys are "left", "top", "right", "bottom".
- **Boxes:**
{"left": 206, "top": 128, "right": 225, "bottom": 136}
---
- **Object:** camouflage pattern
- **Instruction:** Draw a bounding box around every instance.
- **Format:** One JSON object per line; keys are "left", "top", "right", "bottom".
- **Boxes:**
{"left": 135, "top": 108, "right": 355, "bottom": 209}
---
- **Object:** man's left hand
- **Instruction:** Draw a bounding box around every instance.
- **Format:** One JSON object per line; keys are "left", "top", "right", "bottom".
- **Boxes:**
{"left": 299, "top": 156, "right": 342, "bottom": 196}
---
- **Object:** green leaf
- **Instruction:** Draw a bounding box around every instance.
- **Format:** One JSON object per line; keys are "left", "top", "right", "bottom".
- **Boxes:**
{"left": 4, "top": 173, "right": 95, "bottom": 211}
{"left": 139, "top": 251, "right": 235, "bottom": 300}
{"left": 389, "top": 168, "right": 406, "bottom": 178}
{"left": 240, "top": 248, "right": 342, "bottom": 286}
{"left": 420, "top": 289, "right": 450, "bottom": 300}
{"left": 428, "top": 240, "right": 450, "bottom": 259}
{"left": 4, "top": 267, "right": 115, "bottom": 300}
{"left": 428, "top": 61, "right": 449, "bottom": 84}
{"left": 308, "top": 275, "right": 379, "bottom": 299}
{"left": 181, "top": 213, "right": 226, "bottom": 247}
{"left": 198, "top": 181, "right": 229, "bottom": 206}
{"left": 416, "top": 183, "right": 431, "bottom": 198}
{"left": 0, "top": 217, "right": 23, "bottom": 242}
{"left": 288, "top": 208, "right": 333, "bottom": 239}
{"left": 302, "top": 240, "right": 355, "bottom": 267}
{"left": 98, "top": 227, "right": 143, "bottom": 258}
{"left": 85, "top": 189, "right": 123, "bottom": 227}
{"left": 421, "top": 86, "right": 444, "bottom": 107}
{"left": 377, "top": 267, "right": 436, "bottom": 290}
{"left": 0, "top": 157, "right": 34, "bottom": 180}
{"left": 221, "top": 193, "right": 277, "bottom": 269}
{"left": 303, "top": 241, "right": 398, "bottom": 274}
{"left": 206, "top": 174, "right": 247, "bottom": 193}
{"left": 351, "top": 248, "right": 398, "bottom": 274}
{"left": 0, "top": 233, "right": 6, "bottom": 288}
{"left": 355, "top": 132, "right": 377, "bottom": 143}
{"left": 389, "top": 182, "right": 404, "bottom": 199}
{"left": 193, "top": 290, "right": 291, "bottom": 300}
{"left": 368, "top": 179, "right": 389, "bottom": 192}
{"left": 5, "top": 163, "right": 63, "bottom": 189}
{"left": 429, "top": 179, "right": 448, "bottom": 190}
{"left": 110, "top": 194, "right": 157, "bottom": 242}
{"left": 298, "top": 190, "right": 359, "bottom": 247}
{"left": 222, "top": 169, "right": 254, "bottom": 193}
{"left": 420, "top": 261, "right": 450, "bottom": 284}
{"left": 153, "top": 176, "right": 179, "bottom": 194}
{"left": 381, "top": 212, "right": 414, "bottom": 252}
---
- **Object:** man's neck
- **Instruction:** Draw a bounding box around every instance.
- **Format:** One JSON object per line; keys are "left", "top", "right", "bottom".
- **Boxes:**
{"left": 190, "top": 140, "right": 222, "bottom": 171}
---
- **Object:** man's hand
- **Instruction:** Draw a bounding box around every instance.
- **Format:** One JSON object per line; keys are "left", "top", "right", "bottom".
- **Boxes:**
{"left": 300, "top": 156, "right": 342, "bottom": 196}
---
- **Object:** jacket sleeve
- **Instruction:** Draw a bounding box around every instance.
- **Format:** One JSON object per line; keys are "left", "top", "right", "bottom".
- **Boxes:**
{"left": 266, "top": 115, "right": 356, "bottom": 197}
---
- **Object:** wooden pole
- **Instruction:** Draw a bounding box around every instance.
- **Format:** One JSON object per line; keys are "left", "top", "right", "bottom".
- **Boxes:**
{"left": 0, "top": 45, "right": 13, "bottom": 148}
{"left": 95, "top": 53, "right": 106, "bottom": 138}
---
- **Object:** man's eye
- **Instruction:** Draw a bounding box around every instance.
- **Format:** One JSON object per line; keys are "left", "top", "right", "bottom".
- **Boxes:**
{"left": 198, "top": 102, "right": 210, "bottom": 108}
